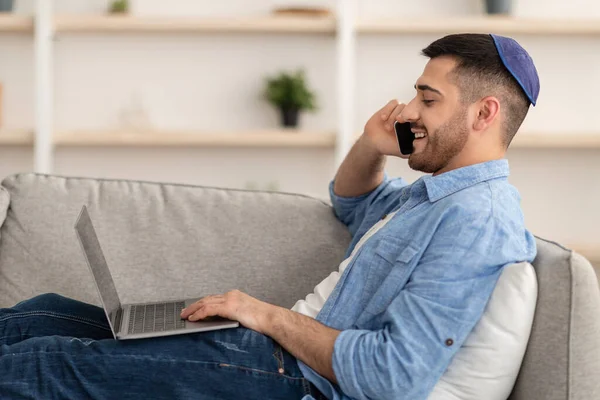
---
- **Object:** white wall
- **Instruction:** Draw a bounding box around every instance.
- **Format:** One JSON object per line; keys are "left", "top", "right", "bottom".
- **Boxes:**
{"left": 53, "top": 147, "right": 334, "bottom": 198}
{"left": 0, "top": 26, "right": 34, "bottom": 178}
{"left": 1, "top": 0, "right": 599, "bottom": 257}
{"left": 53, "top": 34, "right": 336, "bottom": 132}
{"left": 0, "top": 34, "right": 33, "bottom": 130}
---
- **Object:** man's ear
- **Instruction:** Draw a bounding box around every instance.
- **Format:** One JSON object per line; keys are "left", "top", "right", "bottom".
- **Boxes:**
{"left": 473, "top": 96, "right": 500, "bottom": 132}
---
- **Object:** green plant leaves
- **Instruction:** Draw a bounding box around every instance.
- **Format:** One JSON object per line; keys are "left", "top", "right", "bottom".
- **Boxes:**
{"left": 264, "top": 69, "right": 317, "bottom": 111}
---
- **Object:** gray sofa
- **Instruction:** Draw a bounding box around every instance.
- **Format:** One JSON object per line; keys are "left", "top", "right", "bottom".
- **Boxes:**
{"left": 0, "top": 173, "right": 598, "bottom": 399}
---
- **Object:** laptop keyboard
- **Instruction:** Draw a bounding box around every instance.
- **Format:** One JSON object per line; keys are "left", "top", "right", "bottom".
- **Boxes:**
{"left": 128, "top": 301, "right": 186, "bottom": 334}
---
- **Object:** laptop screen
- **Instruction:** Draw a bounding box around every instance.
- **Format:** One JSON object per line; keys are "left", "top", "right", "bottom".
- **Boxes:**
{"left": 74, "top": 206, "right": 122, "bottom": 330}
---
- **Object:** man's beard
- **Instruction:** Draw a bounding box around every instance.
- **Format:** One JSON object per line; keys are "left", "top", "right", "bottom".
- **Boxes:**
{"left": 408, "top": 107, "right": 469, "bottom": 174}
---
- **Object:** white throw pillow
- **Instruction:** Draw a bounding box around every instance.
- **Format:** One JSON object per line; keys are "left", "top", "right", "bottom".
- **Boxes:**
{"left": 428, "top": 262, "right": 538, "bottom": 400}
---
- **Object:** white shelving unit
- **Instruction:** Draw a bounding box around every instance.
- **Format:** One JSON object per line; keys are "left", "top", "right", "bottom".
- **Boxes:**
{"left": 28, "top": 0, "right": 352, "bottom": 171}
{"left": 7, "top": 1, "right": 599, "bottom": 168}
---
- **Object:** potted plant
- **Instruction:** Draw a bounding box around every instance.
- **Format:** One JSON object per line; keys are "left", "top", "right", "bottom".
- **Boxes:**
{"left": 264, "top": 69, "right": 317, "bottom": 128}
{"left": 484, "top": 0, "right": 512, "bottom": 15}
{"left": 0, "top": 0, "right": 13, "bottom": 13}
{"left": 109, "top": 0, "right": 129, "bottom": 14}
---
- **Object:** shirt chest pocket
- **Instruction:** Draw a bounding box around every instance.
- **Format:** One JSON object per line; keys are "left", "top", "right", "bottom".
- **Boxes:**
{"left": 356, "top": 236, "right": 420, "bottom": 326}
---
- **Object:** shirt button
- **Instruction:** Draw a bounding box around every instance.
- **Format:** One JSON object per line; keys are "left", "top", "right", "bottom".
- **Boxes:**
{"left": 381, "top": 214, "right": 388, "bottom": 220}
{"left": 445, "top": 338, "right": 454, "bottom": 346}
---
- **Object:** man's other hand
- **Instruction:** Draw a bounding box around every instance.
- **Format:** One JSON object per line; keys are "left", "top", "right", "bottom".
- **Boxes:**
{"left": 180, "top": 290, "right": 272, "bottom": 334}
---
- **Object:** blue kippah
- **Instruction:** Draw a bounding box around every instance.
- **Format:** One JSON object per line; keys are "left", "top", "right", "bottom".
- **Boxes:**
{"left": 490, "top": 34, "right": 540, "bottom": 106}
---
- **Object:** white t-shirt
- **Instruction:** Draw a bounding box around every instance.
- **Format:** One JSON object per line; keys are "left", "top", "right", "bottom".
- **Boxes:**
{"left": 291, "top": 210, "right": 399, "bottom": 318}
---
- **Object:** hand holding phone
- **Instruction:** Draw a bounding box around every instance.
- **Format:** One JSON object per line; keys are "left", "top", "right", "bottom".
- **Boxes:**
{"left": 394, "top": 120, "right": 415, "bottom": 156}
{"left": 363, "top": 100, "right": 415, "bottom": 158}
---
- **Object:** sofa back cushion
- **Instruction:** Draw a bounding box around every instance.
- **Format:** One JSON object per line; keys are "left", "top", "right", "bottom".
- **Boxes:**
{"left": 508, "top": 238, "right": 600, "bottom": 400}
{"left": 0, "top": 173, "right": 351, "bottom": 309}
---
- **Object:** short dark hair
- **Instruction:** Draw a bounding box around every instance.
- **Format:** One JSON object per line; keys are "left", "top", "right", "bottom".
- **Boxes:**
{"left": 422, "top": 33, "right": 530, "bottom": 147}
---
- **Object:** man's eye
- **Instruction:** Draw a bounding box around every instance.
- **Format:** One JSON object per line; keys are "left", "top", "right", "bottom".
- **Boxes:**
{"left": 422, "top": 100, "right": 434, "bottom": 106}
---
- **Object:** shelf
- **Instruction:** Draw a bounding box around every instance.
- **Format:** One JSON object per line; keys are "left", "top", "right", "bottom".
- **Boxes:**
{"left": 0, "top": 130, "right": 33, "bottom": 145}
{"left": 5, "top": 130, "right": 599, "bottom": 149}
{"left": 510, "top": 133, "right": 600, "bottom": 149}
{"left": 7, "top": 15, "right": 600, "bottom": 36}
{"left": 53, "top": 130, "right": 336, "bottom": 147}
{"left": 54, "top": 15, "right": 336, "bottom": 34}
{"left": 357, "top": 17, "right": 600, "bottom": 35}
{"left": 0, "top": 15, "right": 33, "bottom": 33}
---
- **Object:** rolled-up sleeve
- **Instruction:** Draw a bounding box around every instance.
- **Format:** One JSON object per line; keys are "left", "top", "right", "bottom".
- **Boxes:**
{"left": 329, "top": 174, "right": 408, "bottom": 237}
{"left": 331, "top": 213, "right": 504, "bottom": 400}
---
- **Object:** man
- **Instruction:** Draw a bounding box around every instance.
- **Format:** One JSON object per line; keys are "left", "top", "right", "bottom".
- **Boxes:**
{"left": 0, "top": 33, "right": 538, "bottom": 399}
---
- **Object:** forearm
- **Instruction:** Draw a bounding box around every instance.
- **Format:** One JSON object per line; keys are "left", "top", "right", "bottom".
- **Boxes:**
{"left": 263, "top": 306, "right": 340, "bottom": 384}
{"left": 333, "top": 135, "right": 386, "bottom": 197}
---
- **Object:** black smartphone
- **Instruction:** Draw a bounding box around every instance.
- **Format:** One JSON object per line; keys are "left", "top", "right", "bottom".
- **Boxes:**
{"left": 394, "top": 121, "right": 415, "bottom": 155}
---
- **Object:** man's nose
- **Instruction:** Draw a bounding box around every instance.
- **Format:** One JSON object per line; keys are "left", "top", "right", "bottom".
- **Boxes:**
{"left": 400, "top": 99, "right": 419, "bottom": 122}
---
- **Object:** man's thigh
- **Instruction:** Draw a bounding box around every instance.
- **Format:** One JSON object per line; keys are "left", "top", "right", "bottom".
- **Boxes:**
{"left": 0, "top": 326, "right": 311, "bottom": 399}
{"left": 1, "top": 293, "right": 113, "bottom": 345}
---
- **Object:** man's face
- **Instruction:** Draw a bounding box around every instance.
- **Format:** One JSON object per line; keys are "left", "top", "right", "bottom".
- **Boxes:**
{"left": 401, "top": 56, "right": 471, "bottom": 175}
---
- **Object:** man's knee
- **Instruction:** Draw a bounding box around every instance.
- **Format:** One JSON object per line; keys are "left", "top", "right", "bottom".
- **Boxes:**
{"left": 35, "top": 293, "right": 68, "bottom": 303}
{"left": 17, "top": 293, "right": 71, "bottom": 309}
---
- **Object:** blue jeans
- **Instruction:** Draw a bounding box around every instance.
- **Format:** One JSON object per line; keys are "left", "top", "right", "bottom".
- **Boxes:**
{"left": 0, "top": 293, "right": 324, "bottom": 399}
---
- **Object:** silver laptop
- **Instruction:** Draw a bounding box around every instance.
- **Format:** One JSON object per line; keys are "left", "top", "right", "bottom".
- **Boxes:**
{"left": 74, "top": 205, "right": 239, "bottom": 340}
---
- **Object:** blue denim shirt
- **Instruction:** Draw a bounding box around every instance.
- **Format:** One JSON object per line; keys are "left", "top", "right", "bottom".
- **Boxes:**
{"left": 299, "top": 159, "right": 537, "bottom": 400}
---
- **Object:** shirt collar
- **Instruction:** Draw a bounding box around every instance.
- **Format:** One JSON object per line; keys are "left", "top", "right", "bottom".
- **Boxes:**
{"left": 422, "top": 159, "right": 510, "bottom": 202}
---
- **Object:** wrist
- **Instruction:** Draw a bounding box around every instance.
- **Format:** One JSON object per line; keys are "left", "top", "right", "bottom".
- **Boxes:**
{"left": 359, "top": 133, "right": 383, "bottom": 157}
{"left": 259, "top": 304, "right": 284, "bottom": 336}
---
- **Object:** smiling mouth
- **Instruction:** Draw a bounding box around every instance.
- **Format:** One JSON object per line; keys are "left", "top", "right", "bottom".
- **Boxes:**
{"left": 413, "top": 132, "right": 427, "bottom": 139}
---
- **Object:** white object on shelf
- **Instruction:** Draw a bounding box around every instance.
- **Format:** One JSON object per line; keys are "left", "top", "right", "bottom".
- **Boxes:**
{"left": 118, "top": 93, "right": 153, "bottom": 133}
